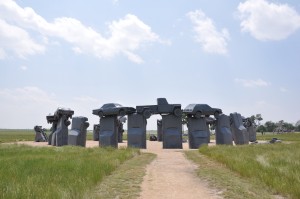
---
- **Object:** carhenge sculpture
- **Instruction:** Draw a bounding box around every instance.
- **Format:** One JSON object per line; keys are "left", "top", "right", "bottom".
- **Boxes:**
{"left": 47, "top": 108, "right": 74, "bottom": 146}
{"left": 230, "top": 112, "right": 249, "bottom": 145}
{"left": 184, "top": 104, "right": 222, "bottom": 149}
{"left": 68, "top": 116, "right": 89, "bottom": 147}
{"left": 127, "top": 112, "right": 147, "bottom": 148}
{"left": 46, "top": 114, "right": 58, "bottom": 145}
{"left": 93, "top": 103, "right": 135, "bottom": 147}
{"left": 92, "top": 124, "right": 100, "bottom": 141}
{"left": 215, "top": 114, "right": 233, "bottom": 145}
{"left": 157, "top": 119, "right": 163, "bottom": 141}
{"left": 243, "top": 117, "right": 257, "bottom": 142}
{"left": 34, "top": 125, "right": 48, "bottom": 142}
{"left": 135, "top": 98, "right": 183, "bottom": 149}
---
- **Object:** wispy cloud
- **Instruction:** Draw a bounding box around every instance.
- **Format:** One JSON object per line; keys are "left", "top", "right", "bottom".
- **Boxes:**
{"left": 238, "top": 0, "right": 300, "bottom": 41}
{"left": 0, "top": 0, "right": 164, "bottom": 63}
{"left": 187, "top": 9, "right": 230, "bottom": 55}
{"left": 0, "top": 19, "right": 45, "bottom": 59}
{"left": 280, "top": 87, "right": 288, "bottom": 92}
{"left": 234, "top": 78, "right": 270, "bottom": 87}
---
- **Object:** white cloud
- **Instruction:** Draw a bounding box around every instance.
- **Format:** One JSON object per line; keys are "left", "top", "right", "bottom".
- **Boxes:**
{"left": 187, "top": 10, "right": 230, "bottom": 55}
{"left": 234, "top": 78, "right": 270, "bottom": 87}
{"left": 238, "top": 0, "right": 300, "bottom": 41}
{"left": 0, "top": 19, "right": 45, "bottom": 59}
{"left": 280, "top": 86, "right": 288, "bottom": 92}
{"left": 0, "top": 0, "right": 163, "bottom": 63}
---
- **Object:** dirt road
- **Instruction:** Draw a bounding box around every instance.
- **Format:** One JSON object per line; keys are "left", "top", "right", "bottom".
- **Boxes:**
{"left": 138, "top": 141, "right": 221, "bottom": 199}
{"left": 13, "top": 140, "right": 221, "bottom": 198}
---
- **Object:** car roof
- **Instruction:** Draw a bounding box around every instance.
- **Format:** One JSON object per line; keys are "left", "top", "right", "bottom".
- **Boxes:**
{"left": 101, "top": 103, "right": 122, "bottom": 108}
{"left": 185, "top": 104, "right": 211, "bottom": 109}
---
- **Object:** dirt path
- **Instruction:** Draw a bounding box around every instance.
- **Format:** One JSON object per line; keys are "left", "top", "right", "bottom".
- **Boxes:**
{"left": 138, "top": 142, "right": 221, "bottom": 199}
{"left": 12, "top": 140, "right": 221, "bottom": 198}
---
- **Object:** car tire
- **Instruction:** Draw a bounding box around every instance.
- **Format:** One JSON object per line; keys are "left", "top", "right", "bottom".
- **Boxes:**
{"left": 174, "top": 108, "right": 182, "bottom": 117}
{"left": 214, "top": 111, "right": 220, "bottom": 118}
{"left": 98, "top": 111, "right": 104, "bottom": 118}
{"left": 195, "top": 111, "right": 202, "bottom": 118}
{"left": 119, "top": 109, "right": 126, "bottom": 117}
{"left": 64, "top": 120, "right": 71, "bottom": 126}
{"left": 143, "top": 109, "right": 151, "bottom": 119}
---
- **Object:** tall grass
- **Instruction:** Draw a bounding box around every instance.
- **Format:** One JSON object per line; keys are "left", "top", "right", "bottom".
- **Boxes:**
{"left": 0, "top": 129, "right": 34, "bottom": 143}
{"left": 256, "top": 132, "right": 300, "bottom": 141}
{"left": 199, "top": 142, "right": 300, "bottom": 199}
{"left": 0, "top": 144, "right": 138, "bottom": 199}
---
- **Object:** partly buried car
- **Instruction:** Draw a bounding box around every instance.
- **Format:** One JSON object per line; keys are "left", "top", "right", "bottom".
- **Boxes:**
{"left": 92, "top": 103, "right": 136, "bottom": 117}
{"left": 183, "top": 104, "right": 222, "bottom": 118}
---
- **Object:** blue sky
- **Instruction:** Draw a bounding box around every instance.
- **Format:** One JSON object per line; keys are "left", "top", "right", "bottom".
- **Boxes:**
{"left": 0, "top": 0, "right": 300, "bottom": 129}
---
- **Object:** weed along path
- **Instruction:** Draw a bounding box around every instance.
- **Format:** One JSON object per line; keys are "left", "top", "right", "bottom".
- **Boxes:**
{"left": 139, "top": 141, "right": 221, "bottom": 199}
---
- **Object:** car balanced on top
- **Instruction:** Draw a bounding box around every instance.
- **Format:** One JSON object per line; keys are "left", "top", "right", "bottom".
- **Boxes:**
{"left": 136, "top": 98, "right": 182, "bottom": 119}
{"left": 92, "top": 103, "right": 136, "bottom": 117}
{"left": 183, "top": 104, "right": 222, "bottom": 118}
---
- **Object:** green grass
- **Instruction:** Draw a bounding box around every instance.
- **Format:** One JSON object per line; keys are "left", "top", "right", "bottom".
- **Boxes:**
{"left": 185, "top": 151, "right": 276, "bottom": 199}
{"left": 87, "top": 153, "right": 156, "bottom": 199}
{"left": 198, "top": 142, "right": 300, "bottom": 199}
{"left": 256, "top": 131, "right": 300, "bottom": 141}
{"left": 0, "top": 144, "right": 139, "bottom": 199}
{"left": 0, "top": 129, "right": 34, "bottom": 143}
{"left": 0, "top": 129, "right": 163, "bottom": 143}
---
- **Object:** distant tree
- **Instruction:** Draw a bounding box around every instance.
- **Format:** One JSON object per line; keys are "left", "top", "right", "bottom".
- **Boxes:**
{"left": 295, "top": 120, "right": 300, "bottom": 132}
{"left": 182, "top": 113, "right": 188, "bottom": 125}
{"left": 264, "top": 121, "right": 276, "bottom": 132}
{"left": 282, "top": 122, "right": 295, "bottom": 131}
{"left": 250, "top": 114, "right": 263, "bottom": 127}
{"left": 182, "top": 113, "right": 188, "bottom": 133}
{"left": 256, "top": 125, "right": 266, "bottom": 133}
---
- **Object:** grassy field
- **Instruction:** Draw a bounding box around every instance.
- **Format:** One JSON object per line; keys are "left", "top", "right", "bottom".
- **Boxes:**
{"left": 256, "top": 131, "right": 300, "bottom": 141}
{"left": 185, "top": 151, "right": 277, "bottom": 199}
{"left": 193, "top": 136, "right": 300, "bottom": 199}
{"left": 0, "top": 144, "right": 140, "bottom": 199}
{"left": 0, "top": 129, "right": 34, "bottom": 143}
{"left": 0, "top": 129, "right": 160, "bottom": 143}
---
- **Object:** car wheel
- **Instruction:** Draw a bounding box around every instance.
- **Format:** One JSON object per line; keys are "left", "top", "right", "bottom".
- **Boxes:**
{"left": 119, "top": 109, "right": 126, "bottom": 117}
{"left": 173, "top": 108, "right": 182, "bottom": 117}
{"left": 195, "top": 111, "right": 202, "bottom": 118}
{"left": 64, "top": 120, "right": 71, "bottom": 126}
{"left": 143, "top": 109, "right": 151, "bottom": 119}
{"left": 98, "top": 111, "right": 104, "bottom": 117}
{"left": 214, "top": 111, "right": 220, "bottom": 118}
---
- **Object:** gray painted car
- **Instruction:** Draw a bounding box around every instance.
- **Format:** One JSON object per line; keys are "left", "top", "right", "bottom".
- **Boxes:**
{"left": 92, "top": 103, "right": 136, "bottom": 117}
{"left": 136, "top": 98, "right": 182, "bottom": 119}
{"left": 183, "top": 104, "right": 222, "bottom": 118}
